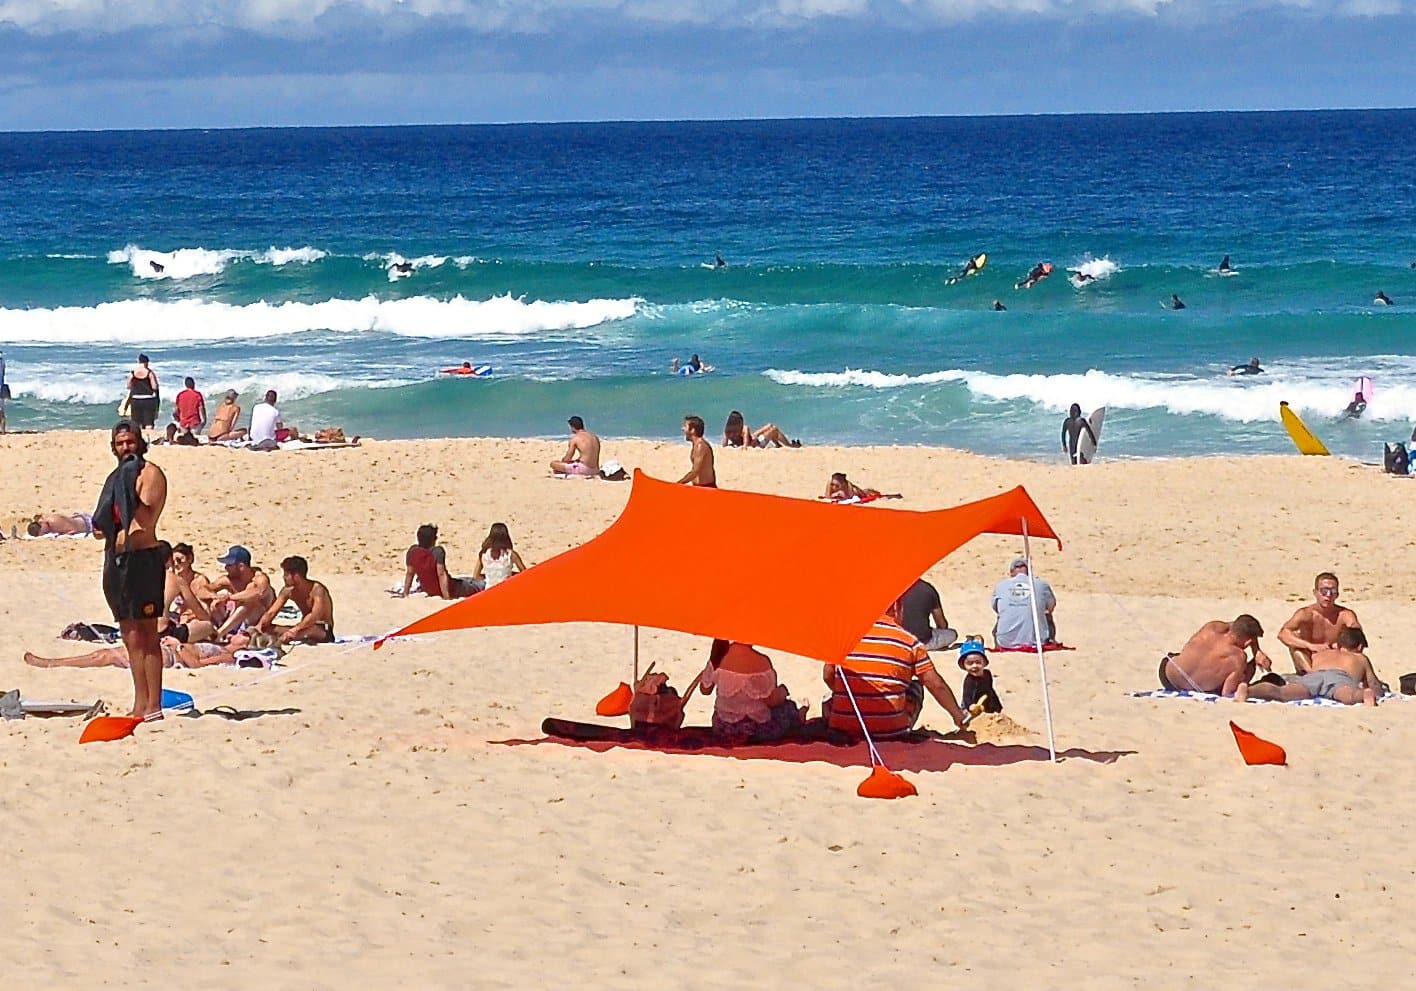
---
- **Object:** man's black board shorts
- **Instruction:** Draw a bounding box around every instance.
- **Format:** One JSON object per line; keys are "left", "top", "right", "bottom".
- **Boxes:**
{"left": 103, "top": 545, "right": 166, "bottom": 622}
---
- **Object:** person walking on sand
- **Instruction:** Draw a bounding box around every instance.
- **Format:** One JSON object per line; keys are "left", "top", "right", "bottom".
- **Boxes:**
{"left": 550, "top": 415, "right": 601, "bottom": 477}
{"left": 1061, "top": 404, "right": 1097, "bottom": 465}
{"left": 677, "top": 415, "right": 717, "bottom": 487}
{"left": 93, "top": 420, "right": 169, "bottom": 719}
{"left": 125, "top": 353, "right": 160, "bottom": 433}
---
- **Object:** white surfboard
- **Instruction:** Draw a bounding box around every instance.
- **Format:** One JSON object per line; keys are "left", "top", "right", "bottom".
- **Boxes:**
{"left": 1076, "top": 407, "right": 1105, "bottom": 464}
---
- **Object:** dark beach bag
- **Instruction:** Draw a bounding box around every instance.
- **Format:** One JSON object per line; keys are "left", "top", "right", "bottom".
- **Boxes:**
{"left": 1383, "top": 443, "right": 1409, "bottom": 476}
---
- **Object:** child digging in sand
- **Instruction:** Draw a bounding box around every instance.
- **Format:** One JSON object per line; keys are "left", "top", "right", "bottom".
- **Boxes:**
{"left": 958, "top": 638, "right": 1003, "bottom": 714}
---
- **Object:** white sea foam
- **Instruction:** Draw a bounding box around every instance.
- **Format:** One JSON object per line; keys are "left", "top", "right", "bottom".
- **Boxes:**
{"left": 1068, "top": 256, "right": 1120, "bottom": 283}
{"left": 766, "top": 364, "right": 1416, "bottom": 423}
{"left": 108, "top": 244, "right": 329, "bottom": 279}
{"left": 0, "top": 294, "right": 642, "bottom": 345}
{"left": 252, "top": 246, "right": 328, "bottom": 265}
{"left": 14, "top": 369, "right": 412, "bottom": 405}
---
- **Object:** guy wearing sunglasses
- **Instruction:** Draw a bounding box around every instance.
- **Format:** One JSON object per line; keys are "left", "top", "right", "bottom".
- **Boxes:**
{"left": 1277, "top": 572, "right": 1362, "bottom": 674}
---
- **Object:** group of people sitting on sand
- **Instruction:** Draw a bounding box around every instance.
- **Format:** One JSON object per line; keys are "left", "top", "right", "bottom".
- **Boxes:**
{"left": 398, "top": 522, "right": 527, "bottom": 599}
{"left": 630, "top": 581, "right": 1006, "bottom": 744}
{"left": 1160, "top": 572, "right": 1384, "bottom": 705}
{"left": 24, "top": 542, "right": 337, "bottom": 669}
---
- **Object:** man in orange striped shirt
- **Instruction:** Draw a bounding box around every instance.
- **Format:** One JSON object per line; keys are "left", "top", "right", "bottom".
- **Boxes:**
{"left": 824, "top": 597, "right": 968, "bottom": 739}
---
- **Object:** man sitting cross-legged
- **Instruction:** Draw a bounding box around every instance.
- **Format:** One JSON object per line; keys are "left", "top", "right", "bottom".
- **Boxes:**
{"left": 258, "top": 555, "right": 336, "bottom": 644}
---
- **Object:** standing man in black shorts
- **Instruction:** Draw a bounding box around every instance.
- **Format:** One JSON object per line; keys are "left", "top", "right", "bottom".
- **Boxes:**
{"left": 93, "top": 420, "right": 169, "bottom": 719}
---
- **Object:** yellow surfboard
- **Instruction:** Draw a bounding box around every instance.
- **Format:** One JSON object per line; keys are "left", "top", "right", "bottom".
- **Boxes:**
{"left": 1279, "top": 401, "right": 1329, "bottom": 456}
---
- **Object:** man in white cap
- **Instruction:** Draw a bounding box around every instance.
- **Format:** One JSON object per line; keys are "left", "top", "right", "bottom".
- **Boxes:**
{"left": 990, "top": 556, "right": 1057, "bottom": 649}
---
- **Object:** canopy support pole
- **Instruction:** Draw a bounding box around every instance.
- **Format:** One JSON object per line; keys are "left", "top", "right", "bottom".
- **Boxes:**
{"left": 836, "top": 668, "right": 885, "bottom": 769}
{"left": 633, "top": 625, "right": 640, "bottom": 682}
{"left": 1022, "top": 520, "right": 1058, "bottom": 763}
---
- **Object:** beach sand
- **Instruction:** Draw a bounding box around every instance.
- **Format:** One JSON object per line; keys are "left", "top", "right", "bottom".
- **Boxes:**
{"left": 3, "top": 431, "right": 1414, "bottom": 987}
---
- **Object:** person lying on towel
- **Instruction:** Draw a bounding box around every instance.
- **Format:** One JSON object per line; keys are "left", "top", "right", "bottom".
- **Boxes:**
{"left": 697, "top": 639, "right": 806, "bottom": 742}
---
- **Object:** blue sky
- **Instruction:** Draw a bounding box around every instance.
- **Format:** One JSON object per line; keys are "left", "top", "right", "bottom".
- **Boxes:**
{"left": 1, "top": 1, "right": 1412, "bottom": 129}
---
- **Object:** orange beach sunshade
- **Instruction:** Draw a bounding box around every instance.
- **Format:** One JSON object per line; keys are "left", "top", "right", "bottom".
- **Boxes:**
{"left": 381, "top": 471, "right": 1060, "bottom": 668}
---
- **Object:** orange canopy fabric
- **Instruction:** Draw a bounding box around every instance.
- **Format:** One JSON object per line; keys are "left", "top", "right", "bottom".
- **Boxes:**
{"left": 383, "top": 471, "right": 1060, "bottom": 669}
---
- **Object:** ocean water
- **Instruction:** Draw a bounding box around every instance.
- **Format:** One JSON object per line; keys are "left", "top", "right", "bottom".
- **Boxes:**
{"left": 1, "top": 111, "right": 1414, "bottom": 460}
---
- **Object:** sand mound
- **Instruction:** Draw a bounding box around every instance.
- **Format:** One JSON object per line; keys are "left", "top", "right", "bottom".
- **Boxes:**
{"left": 968, "top": 712, "right": 1034, "bottom": 743}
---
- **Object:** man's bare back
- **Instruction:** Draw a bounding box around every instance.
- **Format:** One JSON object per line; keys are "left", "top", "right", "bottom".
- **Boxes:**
{"left": 1163, "top": 616, "right": 1270, "bottom": 695}
{"left": 568, "top": 428, "right": 601, "bottom": 471}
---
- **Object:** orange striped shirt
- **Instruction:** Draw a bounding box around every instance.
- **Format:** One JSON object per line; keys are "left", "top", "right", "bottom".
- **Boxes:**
{"left": 827, "top": 616, "right": 934, "bottom": 739}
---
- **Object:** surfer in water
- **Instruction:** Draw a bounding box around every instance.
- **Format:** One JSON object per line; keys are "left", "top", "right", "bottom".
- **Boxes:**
{"left": 991, "top": 300, "right": 1007, "bottom": 311}
{"left": 1374, "top": 290, "right": 1393, "bottom": 306}
{"left": 1016, "top": 262, "right": 1052, "bottom": 289}
{"left": 1228, "top": 357, "right": 1264, "bottom": 377}
{"left": 1218, "top": 255, "right": 1233, "bottom": 273}
{"left": 149, "top": 260, "right": 165, "bottom": 274}
{"left": 1170, "top": 294, "right": 1187, "bottom": 310}
{"left": 714, "top": 254, "right": 727, "bottom": 269}
{"left": 1343, "top": 390, "right": 1367, "bottom": 419}
{"left": 1072, "top": 271, "right": 1096, "bottom": 285}
{"left": 1061, "top": 404, "right": 1098, "bottom": 466}
{"left": 948, "top": 254, "right": 984, "bottom": 284}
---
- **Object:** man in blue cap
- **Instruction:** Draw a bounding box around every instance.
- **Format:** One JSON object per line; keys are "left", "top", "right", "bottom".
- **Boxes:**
{"left": 205, "top": 545, "right": 276, "bottom": 640}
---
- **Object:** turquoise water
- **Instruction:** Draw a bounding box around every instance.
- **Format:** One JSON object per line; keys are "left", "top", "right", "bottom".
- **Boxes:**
{"left": 1, "top": 112, "right": 1414, "bottom": 458}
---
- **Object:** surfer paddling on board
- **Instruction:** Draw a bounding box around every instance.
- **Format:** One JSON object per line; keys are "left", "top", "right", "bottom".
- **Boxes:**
{"left": 1218, "top": 255, "right": 1233, "bottom": 274}
{"left": 1228, "top": 357, "right": 1264, "bottom": 377}
{"left": 1061, "top": 404, "right": 1098, "bottom": 465}
{"left": 1374, "top": 291, "right": 1393, "bottom": 306}
{"left": 947, "top": 253, "right": 985, "bottom": 285}
{"left": 714, "top": 254, "right": 727, "bottom": 269}
{"left": 1016, "top": 262, "right": 1053, "bottom": 289}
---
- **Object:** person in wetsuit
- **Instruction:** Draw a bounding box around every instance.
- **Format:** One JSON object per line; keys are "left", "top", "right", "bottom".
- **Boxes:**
{"left": 1228, "top": 357, "right": 1264, "bottom": 376}
{"left": 94, "top": 420, "right": 169, "bottom": 719}
{"left": 1061, "top": 403, "right": 1097, "bottom": 465}
{"left": 1170, "top": 294, "right": 1186, "bottom": 310}
{"left": 1218, "top": 255, "right": 1233, "bottom": 273}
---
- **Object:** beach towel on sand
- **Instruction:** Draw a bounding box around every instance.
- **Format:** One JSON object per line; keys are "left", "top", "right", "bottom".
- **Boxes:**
{"left": 1129, "top": 688, "right": 1402, "bottom": 708}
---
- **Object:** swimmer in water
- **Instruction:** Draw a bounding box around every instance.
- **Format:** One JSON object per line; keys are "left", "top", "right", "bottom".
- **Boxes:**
{"left": 1343, "top": 391, "right": 1367, "bottom": 419}
{"left": 1171, "top": 293, "right": 1187, "bottom": 310}
{"left": 1227, "top": 357, "right": 1264, "bottom": 377}
{"left": 1374, "top": 290, "right": 1393, "bottom": 306}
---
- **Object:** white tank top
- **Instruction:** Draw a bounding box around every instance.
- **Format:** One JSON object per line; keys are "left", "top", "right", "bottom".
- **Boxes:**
{"left": 481, "top": 549, "right": 516, "bottom": 587}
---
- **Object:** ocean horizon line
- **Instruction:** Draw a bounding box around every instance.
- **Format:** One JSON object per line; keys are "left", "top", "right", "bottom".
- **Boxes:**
{"left": 4, "top": 105, "right": 1414, "bottom": 137}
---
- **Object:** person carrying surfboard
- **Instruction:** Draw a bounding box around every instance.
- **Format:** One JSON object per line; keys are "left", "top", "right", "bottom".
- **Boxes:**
{"left": 1061, "top": 403, "right": 1098, "bottom": 465}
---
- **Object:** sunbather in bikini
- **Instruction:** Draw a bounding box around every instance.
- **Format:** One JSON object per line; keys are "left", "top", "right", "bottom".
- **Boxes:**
{"left": 823, "top": 472, "right": 900, "bottom": 502}
{"left": 26, "top": 512, "right": 94, "bottom": 536}
{"left": 25, "top": 631, "right": 254, "bottom": 669}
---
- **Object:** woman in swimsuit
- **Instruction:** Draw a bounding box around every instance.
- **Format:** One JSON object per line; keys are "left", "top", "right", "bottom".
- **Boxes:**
{"left": 824, "top": 472, "right": 882, "bottom": 502}
{"left": 722, "top": 410, "right": 801, "bottom": 449}
{"left": 24, "top": 631, "right": 254, "bottom": 670}
{"left": 471, "top": 523, "right": 528, "bottom": 590}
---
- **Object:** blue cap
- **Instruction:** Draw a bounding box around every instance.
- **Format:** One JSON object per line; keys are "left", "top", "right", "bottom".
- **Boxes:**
{"left": 957, "top": 638, "right": 988, "bottom": 668}
{"left": 217, "top": 545, "right": 251, "bottom": 566}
